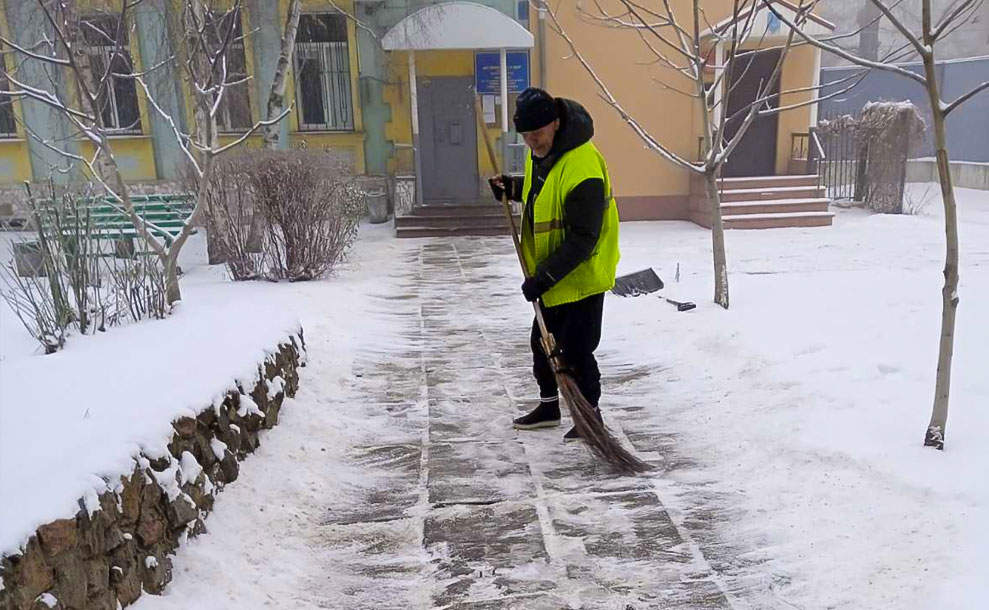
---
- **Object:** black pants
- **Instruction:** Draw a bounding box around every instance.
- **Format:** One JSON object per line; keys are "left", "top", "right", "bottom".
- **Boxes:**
{"left": 531, "top": 292, "right": 605, "bottom": 408}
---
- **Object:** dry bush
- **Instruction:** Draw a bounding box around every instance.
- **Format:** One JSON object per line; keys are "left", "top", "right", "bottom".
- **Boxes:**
{"left": 0, "top": 182, "right": 169, "bottom": 354}
{"left": 202, "top": 149, "right": 366, "bottom": 282}
{"left": 859, "top": 102, "right": 927, "bottom": 213}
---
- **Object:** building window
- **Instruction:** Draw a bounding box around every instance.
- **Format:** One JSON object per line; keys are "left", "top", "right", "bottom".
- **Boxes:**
{"left": 205, "top": 8, "right": 252, "bottom": 132}
{"left": 295, "top": 13, "right": 354, "bottom": 131}
{"left": 81, "top": 14, "right": 142, "bottom": 134}
{"left": 0, "top": 73, "right": 17, "bottom": 138}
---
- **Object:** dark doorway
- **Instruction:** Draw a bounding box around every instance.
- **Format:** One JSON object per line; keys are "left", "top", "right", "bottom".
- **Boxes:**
{"left": 723, "top": 49, "right": 781, "bottom": 177}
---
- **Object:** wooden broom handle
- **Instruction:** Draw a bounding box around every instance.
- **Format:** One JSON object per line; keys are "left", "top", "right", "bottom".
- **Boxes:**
{"left": 474, "top": 96, "right": 528, "bottom": 278}
{"left": 473, "top": 96, "right": 556, "bottom": 354}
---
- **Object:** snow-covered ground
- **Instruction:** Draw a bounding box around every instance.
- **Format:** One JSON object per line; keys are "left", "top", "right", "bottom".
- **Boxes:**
{"left": 610, "top": 184, "right": 989, "bottom": 609}
{"left": 3, "top": 184, "right": 987, "bottom": 608}
{"left": 0, "top": 234, "right": 301, "bottom": 556}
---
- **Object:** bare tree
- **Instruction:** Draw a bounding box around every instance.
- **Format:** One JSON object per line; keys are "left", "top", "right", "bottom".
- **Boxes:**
{"left": 0, "top": 0, "right": 288, "bottom": 306}
{"left": 539, "top": 0, "right": 859, "bottom": 309}
{"left": 764, "top": 0, "right": 989, "bottom": 449}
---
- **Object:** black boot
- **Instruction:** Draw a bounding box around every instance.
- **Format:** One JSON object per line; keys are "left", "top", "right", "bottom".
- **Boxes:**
{"left": 563, "top": 407, "right": 602, "bottom": 442}
{"left": 513, "top": 398, "right": 561, "bottom": 430}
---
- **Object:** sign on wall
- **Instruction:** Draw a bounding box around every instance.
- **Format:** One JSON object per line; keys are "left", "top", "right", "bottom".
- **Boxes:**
{"left": 475, "top": 51, "right": 530, "bottom": 95}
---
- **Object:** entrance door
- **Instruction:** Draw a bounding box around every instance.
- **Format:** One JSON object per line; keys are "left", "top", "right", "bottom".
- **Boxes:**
{"left": 723, "top": 49, "right": 781, "bottom": 177}
{"left": 417, "top": 76, "right": 479, "bottom": 203}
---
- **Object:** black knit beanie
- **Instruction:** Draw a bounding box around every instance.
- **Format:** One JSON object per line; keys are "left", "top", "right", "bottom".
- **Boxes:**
{"left": 513, "top": 87, "right": 559, "bottom": 132}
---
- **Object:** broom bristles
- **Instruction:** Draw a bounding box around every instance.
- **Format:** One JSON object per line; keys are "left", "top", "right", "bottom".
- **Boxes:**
{"left": 556, "top": 373, "right": 651, "bottom": 474}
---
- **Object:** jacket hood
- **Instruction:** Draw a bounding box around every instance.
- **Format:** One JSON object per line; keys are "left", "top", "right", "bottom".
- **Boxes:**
{"left": 550, "top": 98, "right": 594, "bottom": 156}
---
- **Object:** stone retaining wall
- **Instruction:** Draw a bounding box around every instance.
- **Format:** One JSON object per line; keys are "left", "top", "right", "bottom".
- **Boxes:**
{"left": 0, "top": 332, "right": 305, "bottom": 610}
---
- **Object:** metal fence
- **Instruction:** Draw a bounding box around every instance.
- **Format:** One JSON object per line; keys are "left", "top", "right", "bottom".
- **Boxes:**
{"left": 815, "top": 114, "right": 866, "bottom": 202}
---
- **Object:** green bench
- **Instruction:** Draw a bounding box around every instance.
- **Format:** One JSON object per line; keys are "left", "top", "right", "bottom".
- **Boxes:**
{"left": 15, "top": 194, "right": 197, "bottom": 276}
{"left": 38, "top": 193, "right": 196, "bottom": 255}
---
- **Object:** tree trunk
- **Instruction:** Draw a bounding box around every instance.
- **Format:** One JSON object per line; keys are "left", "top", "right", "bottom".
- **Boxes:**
{"left": 704, "top": 170, "right": 730, "bottom": 309}
{"left": 186, "top": 0, "right": 224, "bottom": 265}
{"left": 248, "top": 0, "right": 302, "bottom": 254}
{"left": 922, "top": 0, "right": 958, "bottom": 450}
{"left": 165, "top": 253, "right": 182, "bottom": 307}
{"left": 923, "top": 103, "right": 959, "bottom": 450}
{"left": 262, "top": 0, "right": 302, "bottom": 150}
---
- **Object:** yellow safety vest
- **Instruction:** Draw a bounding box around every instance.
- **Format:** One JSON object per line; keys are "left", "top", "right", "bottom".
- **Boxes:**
{"left": 520, "top": 141, "right": 620, "bottom": 308}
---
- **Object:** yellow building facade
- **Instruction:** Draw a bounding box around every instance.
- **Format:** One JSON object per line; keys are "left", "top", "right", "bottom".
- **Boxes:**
{"left": 0, "top": 0, "right": 832, "bottom": 225}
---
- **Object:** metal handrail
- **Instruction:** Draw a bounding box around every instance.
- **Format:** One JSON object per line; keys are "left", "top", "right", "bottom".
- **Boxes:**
{"left": 811, "top": 128, "right": 826, "bottom": 160}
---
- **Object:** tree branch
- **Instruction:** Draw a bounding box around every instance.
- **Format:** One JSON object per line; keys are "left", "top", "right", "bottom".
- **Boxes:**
{"left": 866, "top": 0, "right": 928, "bottom": 56}
{"left": 134, "top": 75, "right": 203, "bottom": 177}
{"left": 1, "top": 73, "right": 94, "bottom": 123}
{"left": 760, "top": 0, "right": 928, "bottom": 87}
{"left": 931, "top": 0, "right": 982, "bottom": 40}
{"left": 211, "top": 106, "right": 292, "bottom": 156}
{"left": 540, "top": 2, "right": 699, "bottom": 172}
{"left": 759, "top": 71, "right": 869, "bottom": 116}
{"left": 0, "top": 35, "right": 70, "bottom": 66}
{"left": 943, "top": 80, "right": 989, "bottom": 115}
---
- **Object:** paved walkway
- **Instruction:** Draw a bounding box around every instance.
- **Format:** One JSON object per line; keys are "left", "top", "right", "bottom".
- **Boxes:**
{"left": 318, "top": 238, "right": 760, "bottom": 609}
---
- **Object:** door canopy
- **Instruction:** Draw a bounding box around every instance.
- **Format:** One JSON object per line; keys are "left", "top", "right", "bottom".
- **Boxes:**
{"left": 382, "top": 2, "right": 534, "bottom": 51}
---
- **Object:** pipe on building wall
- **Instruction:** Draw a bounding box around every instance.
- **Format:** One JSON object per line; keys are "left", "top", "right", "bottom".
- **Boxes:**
{"left": 538, "top": 4, "right": 547, "bottom": 89}
{"left": 408, "top": 51, "right": 424, "bottom": 209}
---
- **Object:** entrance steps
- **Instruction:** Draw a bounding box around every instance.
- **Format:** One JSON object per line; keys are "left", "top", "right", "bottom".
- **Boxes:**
{"left": 689, "top": 174, "right": 834, "bottom": 229}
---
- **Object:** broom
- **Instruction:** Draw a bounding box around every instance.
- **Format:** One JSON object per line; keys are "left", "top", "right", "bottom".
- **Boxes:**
{"left": 473, "top": 97, "right": 649, "bottom": 475}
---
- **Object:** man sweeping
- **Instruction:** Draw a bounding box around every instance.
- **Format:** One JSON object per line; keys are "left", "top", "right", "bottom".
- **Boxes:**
{"left": 488, "top": 87, "right": 620, "bottom": 441}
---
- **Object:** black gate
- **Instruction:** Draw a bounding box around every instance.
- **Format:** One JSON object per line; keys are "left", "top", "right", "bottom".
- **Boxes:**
{"left": 815, "top": 112, "right": 865, "bottom": 203}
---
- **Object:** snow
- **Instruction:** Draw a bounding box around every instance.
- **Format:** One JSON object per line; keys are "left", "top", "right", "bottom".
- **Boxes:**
{"left": 606, "top": 184, "right": 989, "bottom": 609}
{"left": 4, "top": 184, "right": 989, "bottom": 607}
{"left": 235, "top": 393, "right": 262, "bottom": 418}
{"left": 0, "top": 232, "right": 301, "bottom": 557}
{"left": 126, "top": 189, "right": 989, "bottom": 608}
{"left": 36, "top": 593, "right": 57, "bottom": 608}
{"left": 864, "top": 100, "right": 919, "bottom": 111}
{"left": 128, "top": 223, "right": 414, "bottom": 610}
{"left": 266, "top": 376, "right": 285, "bottom": 400}
{"left": 179, "top": 452, "right": 203, "bottom": 486}
{"left": 210, "top": 439, "right": 227, "bottom": 462}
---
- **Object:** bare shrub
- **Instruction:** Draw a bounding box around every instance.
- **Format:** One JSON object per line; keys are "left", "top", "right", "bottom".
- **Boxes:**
{"left": 1, "top": 257, "right": 69, "bottom": 354}
{"left": 903, "top": 182, "right": 936, "bottom": 216}
{"left": 858, "top": 102, "right": 927, "bottom": 214}
{"left": 203, "top": 149, "right": 366, "bottom": 282}
{"left": 0, "top": 182, "right": 169, "bottom": 354}
{"left": 191, "top": 156, "right": 266, "bottom": 280}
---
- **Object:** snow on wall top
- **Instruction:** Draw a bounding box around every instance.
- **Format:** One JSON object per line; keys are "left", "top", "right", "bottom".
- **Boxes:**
{"left": 0, "top": 280, "right": 301, "bottom": 557}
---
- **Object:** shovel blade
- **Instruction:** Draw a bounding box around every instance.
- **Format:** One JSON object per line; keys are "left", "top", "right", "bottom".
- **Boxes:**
{"left": 612, "top": 268, "right": 664, "bottom": 297}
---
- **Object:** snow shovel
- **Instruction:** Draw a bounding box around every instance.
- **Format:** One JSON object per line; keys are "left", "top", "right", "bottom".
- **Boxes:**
{"left": 612, "top": 268, "right": 664, "bottom": 297}
{"left": 613, "top": 268, "right": 696, "bottom": 311}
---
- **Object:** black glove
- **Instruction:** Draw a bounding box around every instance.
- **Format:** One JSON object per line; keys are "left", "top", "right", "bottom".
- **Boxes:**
{"left": 487, "top": 174, "right": 514, "bottom": 201}
{"left": 521, "top": 274, "right": 551, "bottom": 302}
